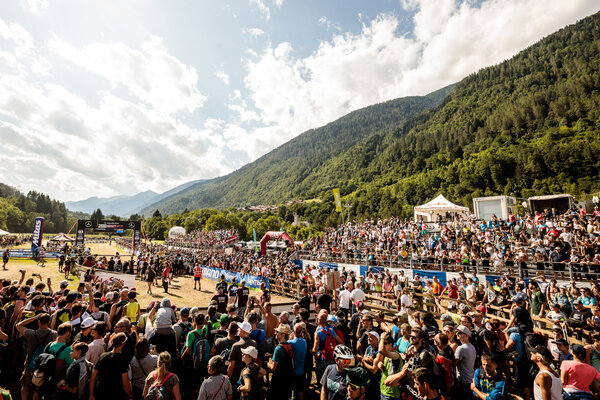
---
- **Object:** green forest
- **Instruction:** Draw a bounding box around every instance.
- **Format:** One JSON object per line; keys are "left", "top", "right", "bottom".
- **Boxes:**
{"left": 139, "top": 10, "right": 600, "bottom": 229}
{"left": 0, "top": 183, "right": 71, "bottom": 233}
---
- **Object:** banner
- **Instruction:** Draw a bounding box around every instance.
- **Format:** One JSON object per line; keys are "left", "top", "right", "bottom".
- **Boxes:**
{"left": 224, "top": 234, "right": 238, "bottom": 244}
{"left": 79, "top": 269, "right": 136, "bottom": 289}
{"left": 31, "top": 217, "right": 45, "bottom": 252}
{"left": 319, "top": 261, "right": 338, "bottom": 270}
{"left": 359, "top": 265, "right": 386, "bottom": 276}
{"left": 290, "top": 259, "right": 303, "bottom": 269}
{"left": 413, "top": 269, "right": 447, "bottom": 287}
{"left": 252, "top": 228, "right": 257, "bottom": 242}
{"left": 201, "top": 265, "right": 268, "bottom": 290}
{"left": 333, "top": 188, "right": 342, "bottom": 212}
{"left": 4, "top": 249, "right": 60, "bottom": 258}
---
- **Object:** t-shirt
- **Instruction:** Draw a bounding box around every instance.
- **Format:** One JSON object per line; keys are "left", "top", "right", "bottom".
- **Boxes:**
{"left": 530, "top": 291, "right": 546, "bottom": 316}
{"left": 228, "top": 284, "right": 238, "bottom": 298}
{"left": 455, "top": 343, "right": 476, "bottom": 384}
{"left": 288, "top": 337, "right": 307, "bottom": 376}
{"left": 320, "top": 364, "right": 347, "bottom": 400}
{"left": 508, "top": 332, "right": 525, "bottom": 362}
{"left": 298, "top": 295, "right": 311, "bottom": 311}
{"left": 338, "top": 290, "right": 352, "bottom": 309}
{"left": 185, "top": 327, "right": 209, "bottom": 348}
{"left": 212, "top": 293, "right": 229, "bottom": 313}
{"left": 24, "top": 328, "right": 57, "bottom": 369}
{"left": 351, "top": 289, "right": 366, "bottom": 303}
{"left": 94, "top": 352, "right": 129, "bottom": 398}
{"left": 228, "top": 337, "right": 258, "bottom": 386}
{"left": 236, "top": 287, "right": 249, "bottom": 307}
{"left": 197, "top": 374, "right": 232, "bottom": 400}
{"left": 512, "top": 307, "right": 534, "bottom": 333}
{"left": 317, "top": 294, "right": 333, "bottom": 312}
{"left": 272, "top": 343, "right": 293, "bottom": 380}
{"left": 144, "top": 371, "right": 180, "bottom": 400}
{"left": 213, "top": 337, "right": 238, "bottom": 357}
{"left": 560, "top": 360, "right": 600, "bottom": 392}
{"left": 47, "top": 342, "right": 73, "bottom": 365}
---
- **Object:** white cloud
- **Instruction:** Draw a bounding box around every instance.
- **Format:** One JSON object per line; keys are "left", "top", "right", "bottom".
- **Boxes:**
{"left": 216, "top": 70, "right": 230, "bottom": 85}
{"left": 49, "top": 36, "right": 207, "bottom": 115}
{"left": 243, "top": 28, "right": 266, "bottom": 37}
{"left": 233, "top": 0, "right": 600, "bottom": 161}
{"left": 19, "top": 0, "right": 48, "bottom": 15}
{"left": 249, "top": 0, "right": 270, "bottom": 20}
{"left": 319, "top": 16, "right": 342, "bottom": 32}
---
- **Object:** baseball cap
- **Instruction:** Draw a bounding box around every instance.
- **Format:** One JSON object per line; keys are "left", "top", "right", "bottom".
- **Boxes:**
{"left": 60, "top": 280, "right": 69, "bottom": 288}
{"left": 180, "top": 307, "right": 190, "bottom": 317}
{"left": 220, "top": 314, "right": 230, "bottom": 325}
{"left": 476, "top": 305, "right": 487, "bottom": 314}
{"left": 237, "top": 321, "right": 252, "bottom": 334}
{"left": 367, "top": 331, "right": 380, "bottom": 340}
{"left": 81, "top": 317, "right": 96, "bottom": 329}
{"left": 241, "top": 346, "right": 258, "bottom": 359}
{"left": 105, "top": 292, "right": 115, "bottom": 301}
{"left": 327, "top": 315, "right": 339, "bottom": 325}
{"left": 552, "top": 339, "right": 568, "bottom": 346}
{"left": 456, "top": 325, "right": 471, "bottom": 336}
{"left": 274, "top": 324, "right": 290, "bottom": 335}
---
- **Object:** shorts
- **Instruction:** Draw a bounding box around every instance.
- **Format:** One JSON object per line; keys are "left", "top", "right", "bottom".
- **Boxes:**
{"left": 194, "top": 277, "right": 202, "bottom": 281}
{"left": 20, "top": 369, "right": 33, "bottom": 387}
{"left": 292, "top": 374, "right": 306, "bottom": 392}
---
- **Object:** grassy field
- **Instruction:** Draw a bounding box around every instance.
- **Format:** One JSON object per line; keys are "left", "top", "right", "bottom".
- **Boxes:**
{"left": 1, "top": 243, "right": 289, "bottom": 308}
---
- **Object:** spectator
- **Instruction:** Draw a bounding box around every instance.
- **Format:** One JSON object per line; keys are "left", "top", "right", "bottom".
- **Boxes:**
{"left": 320, "top": 345, "right": 354, "bottom": 400}
{"left": 560, "top": 344, "right": 600, "bottom": 397}
{"left": 454, "top": 324, "right": 477, "bottom": 400}
{"left": 86, "top": 321, "right": 107, "bottom": 366}
{"left": 89, "top": 332, "right": 134, "bottom": 400}
{"left": 57, "top": 341, "right": 92, "bottom": 400}
{"left": 268, "top": 324, "right": 294, "bottom": 399}
{"left": 531, "top": 345, "right": 563, "bottom": 400}
{"left": 142, "top": 351, "right": 181, "bottom": 400}
{"left": 471, "top": 354, "right": 508, "bottom": 400}
{"left": 289, "top": 323, "right": 308, "bottom": 400}
{"left": 345, "top": 367, "right": 370, "bottom": 400}
{"left": 413, "top": 367, "right": 444, "bottom": 400}
{"left": 129, "top": 338, "right": 157, "bottom": 400}
{"left": 228, "top": 321, "right": 258, "bottom": 399}
{"left": 197, "top": 355, "right": 232, "bottom": 400}
{"left": 236, "top": 346, "right": 264, "bottom": 400}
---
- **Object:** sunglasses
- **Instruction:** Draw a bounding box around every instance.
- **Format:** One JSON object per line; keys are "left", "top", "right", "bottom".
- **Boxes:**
{"left": 347, "top": 383, "right": 363, "bottom": 391}
{"left": 409, "top": 336, "right": 420, "bottom": 340}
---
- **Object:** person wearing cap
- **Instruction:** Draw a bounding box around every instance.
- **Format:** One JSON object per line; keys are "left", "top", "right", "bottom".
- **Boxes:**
{"left": 345, "top": 366, "right": 370, "bottom": 400}
{"left": 237, "top": 346, "right": 265, "bottom": 400}
{"left": 320, "top": 345, "right": 354, "bottom": 400}
{"left": 567, "top": 300, "right": 592, "bottom": 331}
{"left": 531, "top": 345, "right": 563, "bottom": 400}
{"left": 72, "top": 316, "right": 96, "bottom": 344}
{"left": 228, "top": 321, "right": 258, "bottom": 399}
{"left": 173, "top": 307, "right": 192, "bottom": 353}
{"left": 560, "top": 344, "right": 600, "bottom": 397}
{"left": 453, "top": 324, "right": 476, "bottom": 399}
{"left": 504, "top": 292, "right": 533, "bottom": 334}
{"left": 268, "top": 324, "right": 294, "bottom": 399}
{"left": 210, "top": 314, "right": 230, "bottom": 345}
{"left": 471, "top": 354, "right": 508, "bottom": 400}
{"left": 553, "top": 339, "right": 574, "bottom": 365}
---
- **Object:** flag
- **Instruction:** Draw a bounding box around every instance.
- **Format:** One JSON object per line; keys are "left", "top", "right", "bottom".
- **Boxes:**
{"left": 333, "top": 188, "right": 342, "bottom": 212}
{"left": 253, "top": 228, "right": 257, "bottom": 242}
{"left": 31, "top": 217, "right": 45, "bottom": 252}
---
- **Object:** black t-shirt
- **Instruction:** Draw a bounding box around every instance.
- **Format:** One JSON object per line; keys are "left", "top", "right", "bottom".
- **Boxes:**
{"left": 317, "top": 294, "right": 333, "bottom": 312}
{"left": 236, "top": 287, "right": 249, "bottom": 307}
{"left": 298, "top": 295, "right": 311, "bottom": 311}
{"left": 216, "top": 281, "right": 228, "bottom": 293}
{"left": 94, "top": 352, "right": 128, "bottom": 398}
{"left": 512, "top": 306, "right": 534, "bottom": 333}
{"left": 212, "top": 294, "right": 229, "bottom": 313}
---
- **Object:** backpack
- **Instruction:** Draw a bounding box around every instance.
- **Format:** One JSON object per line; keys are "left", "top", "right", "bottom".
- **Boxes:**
{"left": 111, "top": 301, "right": 127, "bottom": 328}
{"left": 279, "top": 342, "right": 295, "bottom": 375}
{"left": 317, "top": 327, "right": 336, "bottom": 361}
{"left": 219, "top": 348, "right": 232, "bottom": 374}
{"left": 27, "top": 330, "right": 53, "bottom": 370}
{"left": 31, "top": 343, "right": 69, "bottom": 392}
{"left": 190, "top": 332, "right": 210, "bottom": 370}
{"left": 176, "top": 322, "right": 192, "bottom": 353}
{"left": 145, "top": 372, "right": 174, "bottom": 400}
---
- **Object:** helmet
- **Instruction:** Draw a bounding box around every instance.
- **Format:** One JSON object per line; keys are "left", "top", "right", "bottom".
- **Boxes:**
{"left": 345, "top": 367, "right": 370, "bottom": 387}
{"left": 333, "top": 344, "right": 354, "bottom": 360}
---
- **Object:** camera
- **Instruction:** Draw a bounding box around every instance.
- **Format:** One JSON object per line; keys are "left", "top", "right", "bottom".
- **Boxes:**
{"left": 19, "top": 269, "right": 25, "bottom": 273}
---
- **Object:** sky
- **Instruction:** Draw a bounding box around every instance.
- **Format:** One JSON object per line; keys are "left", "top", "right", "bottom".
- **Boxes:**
{"left": 1, "top": 0, "right": 599, "bottom": 202}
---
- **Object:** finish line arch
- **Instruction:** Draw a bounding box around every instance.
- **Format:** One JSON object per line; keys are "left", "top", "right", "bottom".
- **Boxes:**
{"left": 75, "top": 219, "right": 142, "bottom": 248}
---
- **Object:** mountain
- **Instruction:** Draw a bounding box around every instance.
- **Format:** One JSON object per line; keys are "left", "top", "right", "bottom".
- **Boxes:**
{"left": 139, "top": 84, "right": 455, "bottom": 215}
{"left": 67, "top": 179, "right": 205, "bottom": 217}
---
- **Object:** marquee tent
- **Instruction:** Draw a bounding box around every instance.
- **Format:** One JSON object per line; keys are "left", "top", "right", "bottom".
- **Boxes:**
{"left": 414, "top": 194, "right": 470, "bottom": 222}
{"left": 49, "top": 233, "right": 75, "bottom": 242}
{"left": 168, "top": 226, "right": 186, "bottom": 238}
{"left": 0, "top": 229, "right": 12, "bottom": 236}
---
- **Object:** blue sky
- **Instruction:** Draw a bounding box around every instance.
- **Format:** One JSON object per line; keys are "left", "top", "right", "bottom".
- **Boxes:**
{"left": 1, "top": 0, "right": 599, "bottom": 202}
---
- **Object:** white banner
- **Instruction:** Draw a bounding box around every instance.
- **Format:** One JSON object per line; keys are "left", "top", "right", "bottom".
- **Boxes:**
{"left": 80, "top": 269, "right": 136, "bottom": 289}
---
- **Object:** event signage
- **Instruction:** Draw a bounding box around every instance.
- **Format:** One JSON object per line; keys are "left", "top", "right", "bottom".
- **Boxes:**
{"left": 359, "top": 265, "right": 386, "bottom": 276}
{"left": 319, "top": 261, "right": 338, "bottom": 270}
{"left": 4, "top": 249, "right": 60, "bottom": 258}
{"left": 333, "top": 188, "right": 342, "bottom": 212}
{"left": 412, "top": 269, "right": 447, "bottom": 287}
{"left": 79, "top": 269, "right": 135, "bottom": 289}
{"left": 201, "top": 265, "right": 268, "bottom": 289}
{"left": 31, "top": 217, "right": 45, "bottom": 251}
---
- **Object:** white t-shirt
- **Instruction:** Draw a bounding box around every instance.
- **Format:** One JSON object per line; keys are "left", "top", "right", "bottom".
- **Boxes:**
{"left": 351, "top": 288, "right": 366, "bottom": 303}
{"left": 400, "top": 294, "right": 413, "bottom": 311}
{"left": 339, "top": 290, "right": 352, "bottom": 309}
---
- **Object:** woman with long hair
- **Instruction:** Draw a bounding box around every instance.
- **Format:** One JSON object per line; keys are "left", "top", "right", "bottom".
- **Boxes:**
{"left": 142, "top": 352, "right": 181, "bottom": 400}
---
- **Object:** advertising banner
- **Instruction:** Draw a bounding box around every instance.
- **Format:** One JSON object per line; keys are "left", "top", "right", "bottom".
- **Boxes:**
{"left": 413, "top": 269, "right": 447, "bottom": 287}
{"left": 359, "top": 265, "right": 386, "bottom": 276}
{"left": 333, "top": 188, "right": 342, "bottom": 212}
{"left": 290, "top": 259, "right": 303, "bottom": 269}
{"left": 319, "top": 261, "right": 338, "bottom": 270}
{"left": 31, "top": 217, "right": 45, "bottom": 252}
{"left": 201, "top": 265, "right": 268, "bottom": 289}
{"left": 4, "top": 249, "right": 60, "bottom": 258}
{"left": 80, "top": 269, "right": 136, "bottom": 289}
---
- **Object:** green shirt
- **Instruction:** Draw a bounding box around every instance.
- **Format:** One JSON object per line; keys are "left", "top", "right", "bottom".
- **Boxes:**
{"left": 380, "top": 355, "right": 401, "bottom": 397}
{"left": 185, "top": 327, "right": 208, "bottom": 348}
{"left": 531, "top": 290, "right": 545, "bottom": 316}
{"left": 47, "top": 342, "right": 73, "bottom": 365}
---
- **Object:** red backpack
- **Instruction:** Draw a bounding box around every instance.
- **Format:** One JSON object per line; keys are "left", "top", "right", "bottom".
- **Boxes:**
{"left": 317, "top": 327, "right": 336, "bottom": 361}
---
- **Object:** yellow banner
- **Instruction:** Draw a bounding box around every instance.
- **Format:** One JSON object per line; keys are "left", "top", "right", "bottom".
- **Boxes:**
{"left": 333, "top": 188, "right": 342, "bottom": 212}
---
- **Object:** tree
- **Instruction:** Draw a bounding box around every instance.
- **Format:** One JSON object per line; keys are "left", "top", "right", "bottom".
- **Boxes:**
{"left": 152, "top": 209, "right": 162, "bottom": 219}
{"left": 90, "top": 208, "right": 104, "bottom": 220}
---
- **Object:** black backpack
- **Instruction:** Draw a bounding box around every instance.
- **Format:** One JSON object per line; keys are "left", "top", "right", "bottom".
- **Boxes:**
{"left": 176, "top": 322, "right": 192, "bottom": 353}
{"left": 32, "top": 343, "right": 69, "bottom": 394}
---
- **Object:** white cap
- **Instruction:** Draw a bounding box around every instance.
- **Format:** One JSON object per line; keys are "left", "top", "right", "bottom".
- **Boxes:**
{"left": 241, "top": 346, "right": 258, "bottom": 359}
{"left": 367, "top": 331, "right": 380, "bottom": 340}
{"left": 457, "top": 325, "right": 471, "bottom": 336}
{"left": 81, "top": 317, "right": 96, "bottom": 329}
{"left": 237, "top": 321, "right": 252, "bottom": 334}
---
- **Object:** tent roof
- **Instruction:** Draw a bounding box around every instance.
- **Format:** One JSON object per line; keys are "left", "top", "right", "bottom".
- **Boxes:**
{"left": 528, "top": 194, "right": 573, "bottom": 201}
{"left": 0, "top": 229, "right": 12, "bottom": 236}
{"left": 414, "top": 194, "right": 469, "bottom": 212}
{"left": 49, "top": 233, "right": 75, "bottom": 242}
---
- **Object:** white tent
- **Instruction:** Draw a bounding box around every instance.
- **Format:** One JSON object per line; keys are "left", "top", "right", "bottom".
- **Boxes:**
{"left": 49, "top": 232, "right": 75, "bottom": 242}
{"left": 414, "top": 194, "right": 470, "bottom": 222}
{"left": 0, "top": 229, "right": 11, "bottom": 236}
{"left": 168, "top": 226, "right": 186, "bottom": 238}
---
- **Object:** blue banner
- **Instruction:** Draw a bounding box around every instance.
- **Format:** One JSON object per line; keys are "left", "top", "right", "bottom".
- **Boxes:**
{"left": 291, "top": 259, "right": 303, "bottom": 269}
{"left": 413, "top": 269, "right": 447, "bottom": 287}
{"left": 319, "top": 262, "right": 338, "bottom": 270}
{"left": 359, "top": 265, "right": 386, "bottom": 276}
{"left": 201, "top": 265, "right": 268, "bottom": 290}
{"left": 3, "top": 249, "right": 61, "bottom": 258}
{"left": 31, "top": 217, "right": 45, "bottom": 252}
